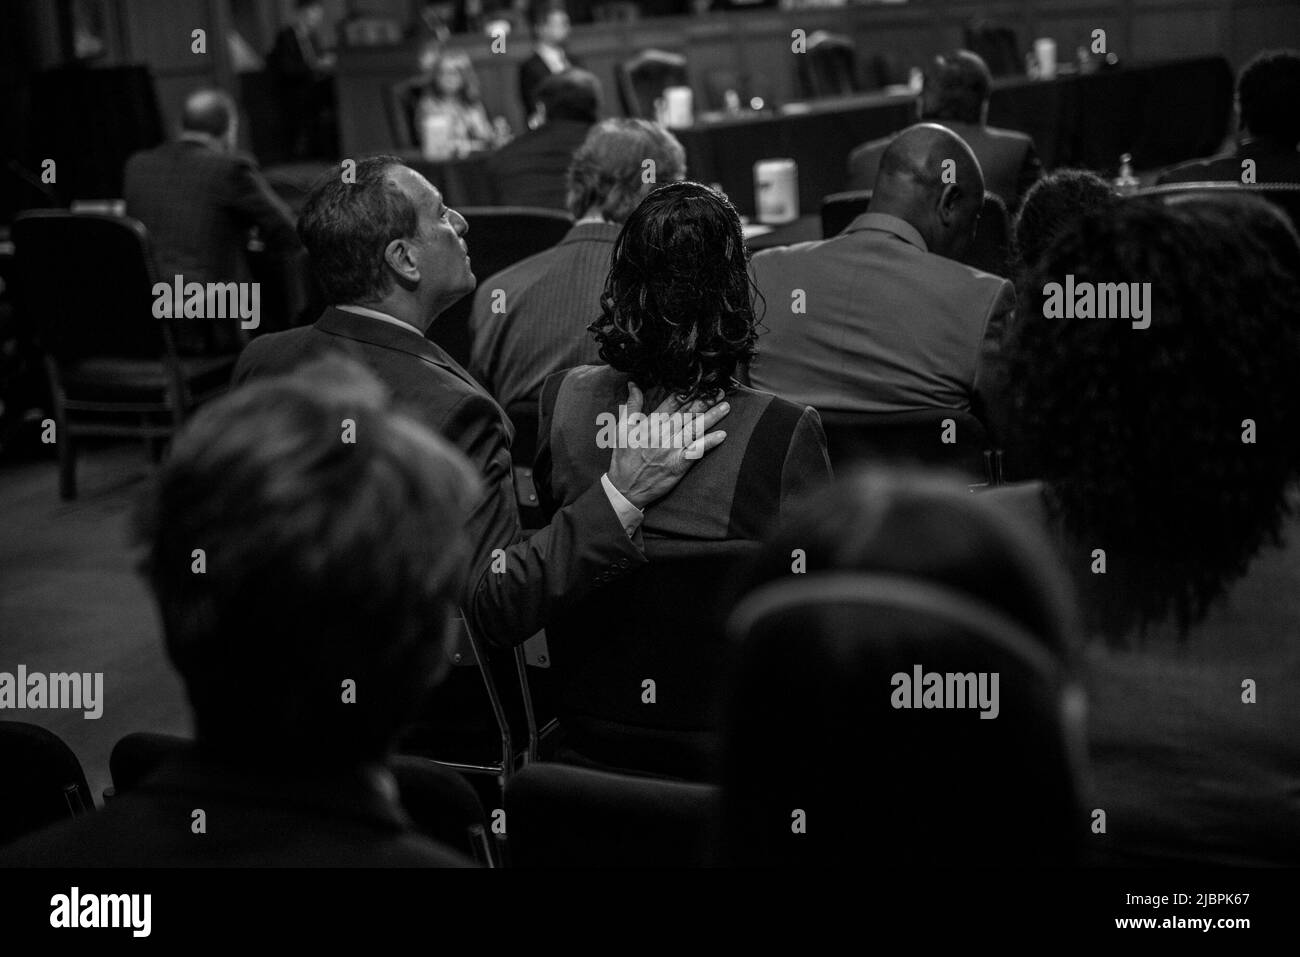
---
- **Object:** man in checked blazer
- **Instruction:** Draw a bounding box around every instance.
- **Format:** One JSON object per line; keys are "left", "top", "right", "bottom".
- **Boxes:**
{"left": 124, "top": 89, "right": 300, "bottom": 354}
{"left": 470, "top": 119, "right": 685, "bottom": 417}
{"left": 752, "top": 124, "right": 1014, "bottom": 433}
{"left": 234, "top": 156, "right": 729, "bottom": 650}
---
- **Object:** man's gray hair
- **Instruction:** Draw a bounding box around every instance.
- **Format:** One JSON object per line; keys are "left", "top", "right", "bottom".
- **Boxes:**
{"left": 565, "top": 119, "right": 686, "bottom": 223}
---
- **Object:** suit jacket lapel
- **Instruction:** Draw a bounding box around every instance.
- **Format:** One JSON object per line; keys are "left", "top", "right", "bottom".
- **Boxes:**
{"left": 315, "top": 307, "right": 483, "bottom": 392}
{"left": 313, "top": 307, "right": 514, "bottom": 442}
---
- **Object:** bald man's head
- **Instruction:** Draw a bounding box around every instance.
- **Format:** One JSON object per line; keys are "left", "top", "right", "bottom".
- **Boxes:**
{"left": 871, "top": 123, "right": 985, "bottom": 259}
{"left": 181, "top": 89, "right": 237, "bottom": 151}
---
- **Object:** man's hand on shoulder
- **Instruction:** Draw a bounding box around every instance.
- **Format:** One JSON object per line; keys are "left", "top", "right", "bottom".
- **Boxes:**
{"left": 606, "top": 382, "right": 730, "bottom": 510}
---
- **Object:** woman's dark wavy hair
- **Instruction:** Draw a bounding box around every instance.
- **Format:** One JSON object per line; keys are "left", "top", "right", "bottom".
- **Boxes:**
{"left": 589, "top": 181, "right": 761, "bottom": 401}
{"left": 1008, "top": 194, "right": 1300, "bottom": 642}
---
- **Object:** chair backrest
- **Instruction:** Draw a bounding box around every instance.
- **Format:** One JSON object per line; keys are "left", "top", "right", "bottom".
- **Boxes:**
{"left": 504, "top": 762, "right": 719, "bottom": 867}
{"left": 800, "top": 32, "right": 859, "bottom": 99}
{"left": 618, "top": 49, "right": 690, "bottom": 119}
{"left": 967, "top": 190, "right": 1011, "bottom": 276}
{"left": 389, "top": 755, "right": 493, "bottom": 863}
{"left": 820, "top": 189, "right": 872, "bottom": 238}
{"left": 110, "top": 731, "right": 190, "bottom": 795}
{"left": 1131, "top": 181, "right": 1300, "bottom": 233}
{"left": 868, "top": 52, "right": 910, "bottom": 90}
{"left": 543, "top": 538, "right": 763, "bottom": 779}
{"left": 108, "top": 731, "right": 493, "bottom": 861}
{"left": 963, "top": 20, "right": 1023, "bottom": 77}
{"left": 428, "top": 207, "right": 572, "bottom": 369}
{"left": 12, "top": 210, "right": 172, "bottom": 363}
{"left": 719, "top": 573, "right": 1086, "bottom": 866}
{"left": 818, "top": 408, "right": 991, "bottom": 480}
{"left": 0, "top": 721, "right": 92, "bottom": 846}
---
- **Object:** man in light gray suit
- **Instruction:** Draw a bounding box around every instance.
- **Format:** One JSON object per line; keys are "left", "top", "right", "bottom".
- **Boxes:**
{"left": 847, "top": 51, "right": 1042, "bottom": 209}
{"left": 750, "top": 124, "right": 1014, "bottom": 430}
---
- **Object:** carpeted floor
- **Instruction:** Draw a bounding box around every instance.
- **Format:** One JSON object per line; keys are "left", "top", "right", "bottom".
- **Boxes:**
{"left": 0, "top": 442, "right": 190, "bottom": 804}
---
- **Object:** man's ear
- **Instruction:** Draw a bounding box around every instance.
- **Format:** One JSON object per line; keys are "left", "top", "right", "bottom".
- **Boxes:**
{"left": 937, "top": 183, "right": 963, "bottom": 226}
{"left": 384, "top": 237, "right": 420, "bottom": 284}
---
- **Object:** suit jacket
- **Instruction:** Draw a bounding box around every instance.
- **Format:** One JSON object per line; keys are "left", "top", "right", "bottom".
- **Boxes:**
{"left": 749, "top": 212, "right": 1014, "bottom": 426}
{"left": 124, "top": 139, "right": 299, "bottom": 354}
{"left": 233, "top": 306, "right": 645, "bottom": 648}
{"left": 538, "top": 366, "right": 831, "bottom": 541}
{"left": 469, "top": 220, "right": 617, "bottom": 414}
{"left": 268, "top": 24, "right": 323, "bottom": 81}
{"left": 534, "top": 365, "right": 830, "bottom": 775}
{"left": 0, "top": 753, "right": 474, "bottom": 867}
{"left": 847, "top": 120, "right": 1043, "bottom": 208}
{"left": 518, "top": 50, "right": 581, "bottom": 118}
{"left": 1156, "top": 139, "right": 1300, "bottom": 185}
{"left": 487, "top": 118, "right": 593, "bottom": 209}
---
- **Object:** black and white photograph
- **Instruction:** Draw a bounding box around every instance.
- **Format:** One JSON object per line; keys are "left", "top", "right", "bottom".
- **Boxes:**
{"left": 1, "top": 0, "right": 1298, "bottom": 940}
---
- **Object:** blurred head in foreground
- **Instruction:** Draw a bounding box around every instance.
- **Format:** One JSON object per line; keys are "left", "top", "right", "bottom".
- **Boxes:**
{"left": 135, "top": 355, "right": 480, "bottom": 766}
{"left": 1009, "top": 194, "right": 1300, "bottom": 641}
{"left": 721, "top": 470, "right": 1085, "bottom": 866}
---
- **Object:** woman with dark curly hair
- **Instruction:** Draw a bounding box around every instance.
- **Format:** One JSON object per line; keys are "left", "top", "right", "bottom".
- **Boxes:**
{"left": 992, "top": 193, "right": 1300, "bottom": 865}
{"left": 1011, "top": 168, "right": 1116, "bottom": 279}
{"left": 532, "top": 181, "right": 831, "bottom": 777}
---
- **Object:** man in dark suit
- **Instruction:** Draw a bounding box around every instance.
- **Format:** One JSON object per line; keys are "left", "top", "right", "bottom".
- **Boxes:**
{"left": 489, "top": 69, "right": 601, "bottom": 209}
{"left": 123, "top": 89, "right": 300, "bottom": 354}
{"left": 267, "top": 0, "right": 337, "bottom": 158}
{"left": 472, "top": 119, "right": 685, "bottom": 416}
{"left": 752, "top": 124, "right": 1014, "bottom": 427}
{"left": 1158, "top": 49, "right": 1300, "bottom": 185}
{"left": 0, "top": 356, "right": 478, "bottom": 867}
{"left": 847, "top": 51, "right": 1042, "bottom": 209}
{"left": 519, "top": 1, "right": 579, "bottom": 122}
{"left": 234, "top": 156, "right": 728, "bottom": 650}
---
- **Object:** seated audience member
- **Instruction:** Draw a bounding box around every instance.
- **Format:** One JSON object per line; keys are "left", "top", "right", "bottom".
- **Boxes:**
{"left": 1158, "top": 49, "right": 1300, "bottom": 185}
{"left": 234, "top": 157, "right": 729, "bottom": 650}
{"left": 1011, "top": 169, "right": 1116, "bottom": 278}
{"left": 847, "top": 51, "right": 1042, "bottom": 208}
{"left": 471, "top": 119, "right": 685, "bottom": 416}
{"left": 534, "top": 182, "right": 831, "bottom": 777}
{"left": 519, "top": 1, "right": 579, "bottom": 121}
{"left": 399, "top": 46, "right": 500, "bottom": 153}
{"left": 123, "top": 88, "right": 300, "bottom": 354}
{"left": 267, "top": 0, "right": 337, "bottom": 158}
{"left": 487, "top": 69, "right": 602, "bottom": 209}
{"left": 719, "top": 471, "right": 1085, "bottom": 866}
{"left": 0, "top": 357, "right": 479, "bottom": 867}
{"left": 751, "top": 124, "right": 1014, "bottom": 426}
{"left": 996, "top": 195, "right": 1300, "bottom": 865}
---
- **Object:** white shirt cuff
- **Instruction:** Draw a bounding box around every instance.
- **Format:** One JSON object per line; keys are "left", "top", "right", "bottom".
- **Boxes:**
{"left": 601, "top": 472, "right": 644, "bottom": 538}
